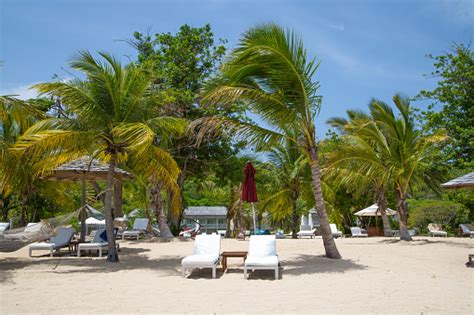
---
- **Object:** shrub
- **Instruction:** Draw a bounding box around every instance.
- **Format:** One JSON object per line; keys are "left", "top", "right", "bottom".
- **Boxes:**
{"left": 408, "top": 199, "right": 469, "bottom": 234}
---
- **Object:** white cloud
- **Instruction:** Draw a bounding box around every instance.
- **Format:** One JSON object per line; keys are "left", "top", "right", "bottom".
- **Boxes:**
{"left": 0, "top": 82, "right": 39, "bottom": 100}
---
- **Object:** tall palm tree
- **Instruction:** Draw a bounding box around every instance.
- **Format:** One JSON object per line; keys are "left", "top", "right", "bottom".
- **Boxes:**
{"left": 327, "top": 111, "right": 393, "bottom": 237}
{"left": 195, "top": 24, "right": 341, "bottom": 258}
{"left": 328, "top": 95, "right": 444, "bottom": 240}
{"left": 15, "top": 51, "right": 185, "bottom": 261}
{"left": 261, "top": 142, "right": 311, "bottom": 238}
{"left": 370, "top": 95, "right": 444, "bottom": 240}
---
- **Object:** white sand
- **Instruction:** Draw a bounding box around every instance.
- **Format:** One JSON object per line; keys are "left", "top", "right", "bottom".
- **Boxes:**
{"left": 1, "top": 237, "right": 473, "bottom": 314}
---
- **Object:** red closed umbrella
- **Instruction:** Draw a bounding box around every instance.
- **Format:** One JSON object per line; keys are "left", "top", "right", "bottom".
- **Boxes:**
{"left": 242, "top": 162, "right": 258, "bottom": 234}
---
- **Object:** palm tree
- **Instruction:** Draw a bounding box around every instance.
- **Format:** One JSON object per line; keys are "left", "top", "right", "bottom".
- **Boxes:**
{"left": 370, "top": 95, "right": 444, "bottom": 240}
{"left": 327, "top": 111, "right": 393, "bottom": 237}
{"left": 261, "top": 142, "right": 311, "bottom": 238}
{"left": 196, "top": 24, "right": 341, "bottom": 258}
{"left": 1, "top": 96, "right": 45, "bottom": 224}
{"left": 15, "top": 51, "right": 185, "bottom": 261}
{"left": 328, "top": 95, "right": 444, "bottom": 240}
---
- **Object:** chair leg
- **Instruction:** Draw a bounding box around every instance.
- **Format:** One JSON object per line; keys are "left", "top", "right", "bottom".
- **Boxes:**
{"left": 77, "top": 248, "right": 81, "bottom": 257}
{"left": 50, "top": 249, "right": 53, "bottom": 257}
{"left": 243, "top": 267, "right": 247, "bottom": 280}
{"left": 275, "top": 267, "right": 279, "bottom": 280}
{"left": 182, "top": 267, "right": 186, "bottom": 278}
{"left": 99, "top": 248, "right": 102, "bottom": 257}
{"left": 29, "top": 248, "right": 32, "bottom": 257}
{"left": 212, "top": 265, "right": 216, "bottom": 279}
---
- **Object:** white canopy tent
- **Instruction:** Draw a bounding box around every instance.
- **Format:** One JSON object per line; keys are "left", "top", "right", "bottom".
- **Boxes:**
{"left": 354, "top": 204, "right": 397, "bottom": 217}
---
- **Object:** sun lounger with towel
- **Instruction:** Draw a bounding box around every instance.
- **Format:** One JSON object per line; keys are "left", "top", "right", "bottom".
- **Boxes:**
{"left": 244, "top": 235, "right": 280, "bottom": 280}
{"left": 77, "top": 228, "right": 108, "bottom": 257}
{"left": 182, "top": 234, "right": 221, "bottom": 279}
{"left": 330, "top": 224, "right": 343, "bottom": 238}
{"left": 0, "top": 222, "right": 10, "bottom": 234}
{"left": 428, "top": 223, "right": 448, "bottom": 237}
{"left": 29, "top": 227, "right": 75, "bottom": 257}
{"left": 122, "top": 218, "right": 149, "bottom": 240}
{"left": 351, "top": 227, "right": 368, "bottom": 237}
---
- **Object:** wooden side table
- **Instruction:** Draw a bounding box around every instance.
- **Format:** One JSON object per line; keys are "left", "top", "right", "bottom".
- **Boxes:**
{"left": 221, "top": 251, "right": 248, "bottom": 271}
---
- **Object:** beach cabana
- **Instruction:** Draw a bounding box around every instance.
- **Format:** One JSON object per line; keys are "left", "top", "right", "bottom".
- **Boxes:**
{"left": 354, "top": 204, "right": 397, "bottom": 236}
{"left": 43, "top": 156, "right": 132, "bottom": 242}
{"left": 441, "top": 172, "right": 474, "bottom": 189}
{"left": 354, "top": 204, "right": 397, "bottom": 216}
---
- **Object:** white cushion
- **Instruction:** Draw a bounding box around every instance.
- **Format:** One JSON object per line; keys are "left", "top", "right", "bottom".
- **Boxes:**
{"left": 29, "top": 243, "right": 54, "bottom": 250}
{"left": 431, "top": 231, "right": 447, "bottom": 236}
{"left": 298, "top": 231, "right": 315, "bottom": 236}
{"left": 78, "top": 242, "right": 108, "bottom": 249}
{"left": 245, "top": 255, "right": 279, "bottom": 267}
{"left": 193, "top": 234, "right": 221, "bottom": 256}
{"left": 248, "top": 235, "right": 276, "bottom": 257}
{"left": 182, "top": 254, "right": 219, "bottom": 266}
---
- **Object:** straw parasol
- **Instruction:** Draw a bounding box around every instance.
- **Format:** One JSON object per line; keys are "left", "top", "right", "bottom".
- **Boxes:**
{"left": 43, "top": 156, "right": 132, "bottom": 242}
{"left": 354, "top": 204, "right": 397, "bottom": 216}
{"left": 441, "top": 172, "right": 474, "bottom": 189}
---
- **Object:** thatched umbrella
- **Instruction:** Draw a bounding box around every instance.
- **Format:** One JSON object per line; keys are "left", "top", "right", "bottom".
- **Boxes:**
{"left": 441, "top": 172, "right": 474, "bottom": 189}
{"left": 43, "top": 156, "right": 133, "bottom": 242}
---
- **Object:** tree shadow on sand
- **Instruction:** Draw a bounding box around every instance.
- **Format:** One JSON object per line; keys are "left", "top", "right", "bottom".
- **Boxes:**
{"left": 281, "top": 254, "right": 367, "bottom": 277}
{"left": 380, "top": 238, "right": 472, "bottom": 248}
{"left": 0, "top": 247, "right": 183, "bottom": 283}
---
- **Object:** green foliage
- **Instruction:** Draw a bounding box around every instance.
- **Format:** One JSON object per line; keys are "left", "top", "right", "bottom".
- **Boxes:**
{"left": 418, "top": 43, "right": 474, "bottom": 169}
{"left": 408, "top": 199, "right": 469, "bottom": 234}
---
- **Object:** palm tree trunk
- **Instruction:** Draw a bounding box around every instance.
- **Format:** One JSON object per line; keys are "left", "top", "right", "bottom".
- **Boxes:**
{"left": 291, "top": 193, "right": 298, "bottom": 239}
{"left": 150, "top": 181, "right": 173, "bottom": 239}
{"left": 395, "top": 190, "right": 412, "bottom": 241}
{"left": 376, "top": 189, "right": 392, "bottom": 237}
{"left": 104, "top": 154, "right": 119, "bottom": 262}
{"left": 308, "top": 146, "right": 342, "bottom": 259}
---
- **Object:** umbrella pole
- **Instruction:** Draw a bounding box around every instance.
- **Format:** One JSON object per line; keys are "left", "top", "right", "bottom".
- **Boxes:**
{"left": 252, "top": 202, "right": 257, "bottom": 235}
{"left": 80, "top": 173, "right": 87, "bottom": 243}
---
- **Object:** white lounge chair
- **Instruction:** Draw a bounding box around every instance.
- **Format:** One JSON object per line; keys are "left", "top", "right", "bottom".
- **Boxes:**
{"left": 29, "top": 227, "right": 75, "bottom": 257}
{"left": 244, "top": 235, "right": 280, "bottom": 280}
{"left": 182, "top": 234, "right": 221, "bottom": 279}
{"left": 122, "top": 218, "right": 149, "bottom": 240}
{"left": 77, "top": 228, "right": 108, "bottom": 257}
{"left": 351, "top": 227, "right": 368, "bottom": 238}
{"left": 297, "top": 224, "right": 315, "bottom": 239}
{"left": 330, "top": 224, "right": 343, "bottom": 238}
{"left": 0, "top": 222, "right": 10, "bottom": 234}
{"left": 428, "top": 223, "right": 447, "bottom": 237}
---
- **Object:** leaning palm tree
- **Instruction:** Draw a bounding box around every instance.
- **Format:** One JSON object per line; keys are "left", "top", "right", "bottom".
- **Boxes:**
{"left": 195, "top": 24, "right": 341, "bottom": 258}
{"left": 15, "top": 51, "right": 185, "bottom": 261}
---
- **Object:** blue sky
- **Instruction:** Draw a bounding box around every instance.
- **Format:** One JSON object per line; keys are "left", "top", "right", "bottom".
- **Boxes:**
{"left": 1, "top": 0, "right": 472, "bottom": 137}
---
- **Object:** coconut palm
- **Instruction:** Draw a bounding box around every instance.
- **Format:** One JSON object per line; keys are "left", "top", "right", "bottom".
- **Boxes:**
{"left": 15, "top": 51, "right": 185, "bottom": 261}
{"left": 326, "top": 111, "right": 393, "bottom": 237}
{"left": 328, "top": 95, "right": 444, "bottom": 240}
{"left": 195, "top": 23, "right": 341, "bottom": 258}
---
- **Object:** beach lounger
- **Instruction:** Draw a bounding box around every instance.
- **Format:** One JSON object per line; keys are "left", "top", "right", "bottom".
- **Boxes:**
{"left": 77, "top": 228, "right": 108, "bottom": 257}
{"left": 122, "top": 218, "right": 149, "bottom": 240}
{"left": 297, "top": 224, "right": 315, "bottom": 239}
{"left": 351, "top": 227, "right": 368, "bottom": 237}
{"left": 428, "top": 223, "right": 447, "bottom": 237}
{"left": 459, "top": 224, "right": 474, "bottom": 238}
{"left": 29, "top": 227, "right": 75, "bottom": 257}
{"left": 0, "top": 222, "right": 10, "bottom": 233}
{"left": 244, "top": 235, "right": 280, "bottom": 280}
{"left": 181, "top": 234, "right": 221, "bottom": 279}
{"left": 330, "top": 224, "right": 343, "bottom": 238}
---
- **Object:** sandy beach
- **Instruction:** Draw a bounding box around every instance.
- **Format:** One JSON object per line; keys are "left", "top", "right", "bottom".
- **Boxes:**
{"left": 1, "top": 237, "right": 473, "bottom": 314}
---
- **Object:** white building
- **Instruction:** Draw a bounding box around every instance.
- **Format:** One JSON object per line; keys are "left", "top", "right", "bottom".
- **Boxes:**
{"left": 182, "top": 206, "right": 227, "bottom": 231}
